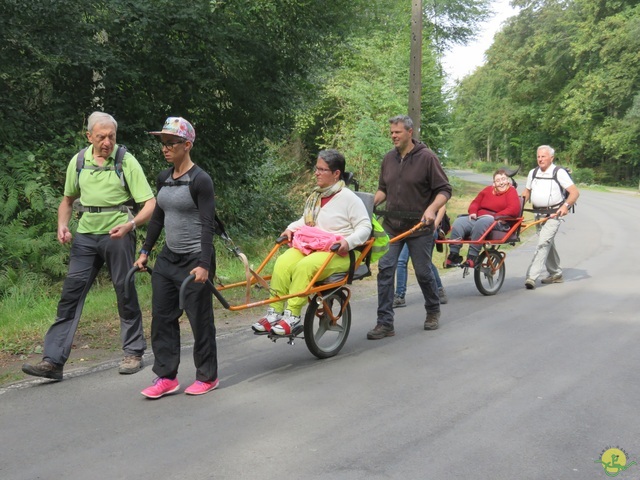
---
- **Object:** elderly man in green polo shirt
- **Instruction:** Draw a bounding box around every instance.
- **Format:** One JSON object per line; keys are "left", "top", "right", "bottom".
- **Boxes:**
{"left": 22, "top": 112, "right": 156, "bottom": 381}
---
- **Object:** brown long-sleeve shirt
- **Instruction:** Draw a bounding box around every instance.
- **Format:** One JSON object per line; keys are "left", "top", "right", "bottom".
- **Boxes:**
{"left": 377, "top": 141, "right": 452, "bottom": 235}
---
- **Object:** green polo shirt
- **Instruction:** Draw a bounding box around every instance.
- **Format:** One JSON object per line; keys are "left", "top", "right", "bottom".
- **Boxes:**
{"left": 64, "top": 144, "right": 154, "bottom": 234}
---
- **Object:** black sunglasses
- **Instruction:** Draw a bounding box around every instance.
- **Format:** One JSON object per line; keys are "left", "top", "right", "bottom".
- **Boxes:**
{"left": 160, "top": 139, "right": 186, "bottom": 149}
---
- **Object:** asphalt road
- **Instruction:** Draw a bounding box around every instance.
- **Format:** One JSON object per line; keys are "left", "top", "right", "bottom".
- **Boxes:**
{"left": 2, "top": 176, "right": 639, "bottom": 480}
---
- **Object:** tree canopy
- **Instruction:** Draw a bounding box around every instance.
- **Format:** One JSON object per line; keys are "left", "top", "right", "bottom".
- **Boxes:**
{"left": 449, "top": 0, "right": 640, "bottom": 184}
{"left": 0, "top": 0, "right": 497, "bottom": 295}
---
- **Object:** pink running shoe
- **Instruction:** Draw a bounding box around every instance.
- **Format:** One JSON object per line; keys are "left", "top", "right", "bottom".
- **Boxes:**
{"left": 185, "top": 378, "right": 220, "bottom": 396}
{"left": 141, "top": 377, "right": 180, "bottom": 399}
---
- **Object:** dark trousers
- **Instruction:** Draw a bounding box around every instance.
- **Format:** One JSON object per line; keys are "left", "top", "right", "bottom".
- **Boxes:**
{"left": 43, "top": 232, "right": 146, "bottom": 366}
{"left": 377, "top": 229, "right": 440, "bottom": 327}
{"left": 151, "top": 246, "right": 218, "bottom": 382}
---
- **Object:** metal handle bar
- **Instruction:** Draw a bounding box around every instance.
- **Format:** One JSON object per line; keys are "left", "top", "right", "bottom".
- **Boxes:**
{"left": 124, "top": 265, "right": 153, "bottom": 300}
{"left": 179, "top": 274, "right": 231, "bottom": 310}
{"left": 388, "top": 221, "right": 430, "bottom": 244}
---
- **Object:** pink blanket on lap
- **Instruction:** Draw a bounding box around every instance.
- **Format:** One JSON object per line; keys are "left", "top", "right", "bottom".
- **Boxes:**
{"left": 291, "top": 225, "right": 344, "bottom": 255}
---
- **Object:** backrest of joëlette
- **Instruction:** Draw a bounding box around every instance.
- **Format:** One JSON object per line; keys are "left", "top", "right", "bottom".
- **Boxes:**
{"left": 354, "top": 191, "right": 374, "bottom": 219}
{"left": 339, "top": 188, "right": 376, "bottom": 283}
{"left": 502, "top": 165, "right": 520, "bottom": 189}
{"left": 316, "top": 188, "right": 375, "bottom": 285}
{"left": 353, "top": 189, "right": 389, "bottom": 268}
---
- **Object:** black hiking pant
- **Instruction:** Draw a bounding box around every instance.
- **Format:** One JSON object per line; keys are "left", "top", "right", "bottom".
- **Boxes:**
{"left": 150, "top": 246, "right": 218, "bottom": 382}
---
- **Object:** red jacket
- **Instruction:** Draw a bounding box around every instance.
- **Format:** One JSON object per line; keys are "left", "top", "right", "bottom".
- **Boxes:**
{"left": 468, "top": 185, "right": 521, "bottom": 218}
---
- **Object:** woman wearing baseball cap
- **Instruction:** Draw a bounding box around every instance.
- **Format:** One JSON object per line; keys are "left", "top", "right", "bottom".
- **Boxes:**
{"left": 135, "top": 117, "right": 219, "bottom": 399}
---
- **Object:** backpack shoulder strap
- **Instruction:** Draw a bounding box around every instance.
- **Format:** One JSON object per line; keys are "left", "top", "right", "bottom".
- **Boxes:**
{"left": 114, "top": 145, "right": 128, "bottom": 188}
{"left": 548, "top": 165, "right": 565, "bottom": 189}
{"left": 182, "top": 165, "right": 226, "bottom": 238}
{"left": 532, "top": 166, "right": 540, "bottom": 179}
{"left": 552, "top": 165, "right": 569, "bottom": 182}
{"left": 75, "top": 145, "right": 128, "bottom": 189}
{"left": 75, "top": 147, "right": 89, "bottom": 189}
{"left": 186, "top": 165, "right": 203, "bottom": 206}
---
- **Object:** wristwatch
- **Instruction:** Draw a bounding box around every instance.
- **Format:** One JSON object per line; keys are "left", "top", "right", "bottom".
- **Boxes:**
{"left": 129, "top": 219, "right": 136, "bottom": 231}
{"left": 139, "top": 248, "right": 150, "bottom": 255}
{"left": 563, "top": 202, "right": 570, "bottom": 209}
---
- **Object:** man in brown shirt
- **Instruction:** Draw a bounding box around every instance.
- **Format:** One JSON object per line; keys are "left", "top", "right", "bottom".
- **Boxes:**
{"left": 368, "top": 115, "right": 452, "bottom": 339}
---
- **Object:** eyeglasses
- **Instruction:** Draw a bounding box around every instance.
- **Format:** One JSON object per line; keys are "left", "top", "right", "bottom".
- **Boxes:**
{"left": 314, "top": 166, "right": 333, "bottom": 173}
{"left": 494, "top": 177, "right": 509, "bottom": 184}
{"left": 160, "top": 140, "right": 186, "bottom": 150}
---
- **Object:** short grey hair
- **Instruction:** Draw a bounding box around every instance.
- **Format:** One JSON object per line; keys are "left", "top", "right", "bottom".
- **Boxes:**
{"left": 389, "top": 115, "right": 414, "bottom": 131}
{"left": 87, "top": 112, "right": 118, "bottom": 132}
{"left": 537, "top": 145, "right": 555, "bottom": 157}
{"left": 317, "top": 149, "right": 346, "bottom": 178}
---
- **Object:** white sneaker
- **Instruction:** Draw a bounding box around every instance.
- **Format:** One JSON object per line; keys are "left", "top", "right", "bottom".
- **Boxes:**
{"left": 252, "top": 307, "right": 281, "bottom": 333}
{"left": 270, "top": 309, "right": 301, "bottom": 336}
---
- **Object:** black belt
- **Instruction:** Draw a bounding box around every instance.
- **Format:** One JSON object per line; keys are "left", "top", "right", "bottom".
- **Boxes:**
{"left": 526, "top": 206, "right": 560, "bottom": 215}
{"left": 76, "top": 205, "right": 129, "bottom": 213}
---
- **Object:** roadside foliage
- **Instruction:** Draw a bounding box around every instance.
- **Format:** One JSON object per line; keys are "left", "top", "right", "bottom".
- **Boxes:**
{"left": 1, "top": 0, "right": 491, "bottom": 298}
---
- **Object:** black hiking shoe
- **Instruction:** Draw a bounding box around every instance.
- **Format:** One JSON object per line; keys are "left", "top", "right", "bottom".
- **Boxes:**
{"left": 119, "top": 355, "right": 143, "bottom": 374}
{"left": 445, "top": 253, "right": 463, "bottom": 268}
{"left": 424, "top": 311, "right": 440, "bottom": 330}
{"left": 367, "top": 324, "right": 395, "bottom": 340}
{"left": 393, "top": 295, "right": 406, "bottom": 308}
{"left": 22, "top": 360, "right": 63, "bottom": 381}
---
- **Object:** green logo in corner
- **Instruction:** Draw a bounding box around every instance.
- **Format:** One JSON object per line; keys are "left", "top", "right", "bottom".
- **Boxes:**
{"left": 595, "top": 447, "right": 637, "bottom": 477}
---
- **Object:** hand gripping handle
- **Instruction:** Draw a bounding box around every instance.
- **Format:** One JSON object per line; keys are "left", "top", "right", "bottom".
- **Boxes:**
{"left": 179, "top": 274, "right": 230, "bottom": 310}
{"left": 124, "top": 265, "right": 153, "bottom": 300}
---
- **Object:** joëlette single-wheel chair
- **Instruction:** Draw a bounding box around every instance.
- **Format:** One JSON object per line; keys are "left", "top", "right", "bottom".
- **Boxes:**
{"left": 125, "top": 180, "right": 422, "bottom": 359}
{"left": 435, "top": 167, "right": 553, "bottom": 296}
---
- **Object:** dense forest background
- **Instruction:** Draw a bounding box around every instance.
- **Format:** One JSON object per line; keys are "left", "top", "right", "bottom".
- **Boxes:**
{"left": 451, "top": 0, "right": 640, "bottom": 185}
{"left": 1, "top": 0, "right": 638, "bottom": 299}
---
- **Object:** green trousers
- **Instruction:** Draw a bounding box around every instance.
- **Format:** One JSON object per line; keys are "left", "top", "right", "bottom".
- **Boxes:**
{"left": 270, "top": 247, "right": 350, "bottom": 316}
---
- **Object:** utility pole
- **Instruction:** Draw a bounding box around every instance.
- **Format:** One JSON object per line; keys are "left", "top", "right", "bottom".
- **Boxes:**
{"left": 409, "top": 0, "right": 422, "bottom": 140}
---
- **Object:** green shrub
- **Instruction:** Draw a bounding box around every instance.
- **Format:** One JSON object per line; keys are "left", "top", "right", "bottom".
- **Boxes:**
{"left": 471, "top": 161, "right": 499, "bottom": 174}
{"left": 571, "top": 167, "right": 595, "bottom": 185}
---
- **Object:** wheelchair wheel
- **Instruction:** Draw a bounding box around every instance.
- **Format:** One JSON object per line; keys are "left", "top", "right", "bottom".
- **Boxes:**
{"left": 304, "top": 289, "right": 351, "bottom": 359}
{"left": 474, "top": 249, "right": 506, "bottom": 296}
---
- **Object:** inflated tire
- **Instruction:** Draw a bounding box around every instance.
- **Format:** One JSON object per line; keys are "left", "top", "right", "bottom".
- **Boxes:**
{"left": 304, "top": 289, "right": 351, "bottom": 359}
{"left": 474, "top": 249, "right": 506, "bottom": 296}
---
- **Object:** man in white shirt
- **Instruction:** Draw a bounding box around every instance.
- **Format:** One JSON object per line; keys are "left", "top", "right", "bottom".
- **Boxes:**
{"left": 522, "top": 145, "right": 580, "bottom": 289}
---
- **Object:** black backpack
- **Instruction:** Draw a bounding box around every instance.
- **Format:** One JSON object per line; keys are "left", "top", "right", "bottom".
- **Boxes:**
{"left": 76, "top": 145, "right": 128, "bottom": 189}
{"left": 531, "top": 165, "right": 575, "bottom": 212}
{"left": 158, "top": 165, "right": 226, "bottom": 237}
{"left": 74, "top": 145, "right": 138, "bottom": 215}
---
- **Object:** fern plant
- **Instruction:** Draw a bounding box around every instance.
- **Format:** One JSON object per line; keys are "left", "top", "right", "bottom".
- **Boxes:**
{"left": 0, "top": 138, "right": 80, "bottom": 299}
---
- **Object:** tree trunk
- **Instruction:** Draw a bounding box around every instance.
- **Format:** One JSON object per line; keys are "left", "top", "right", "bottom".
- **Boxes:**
{"left": 409, "top": 0, "right": 422, "bottom": 140}
{"left": 486, "top": 135, "right": 491, "bottom": 162}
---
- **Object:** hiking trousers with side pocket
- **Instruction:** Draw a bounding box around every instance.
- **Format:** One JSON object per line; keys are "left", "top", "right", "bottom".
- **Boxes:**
{"left": 43, "top": 232, "right": 146, "bottom": 367}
